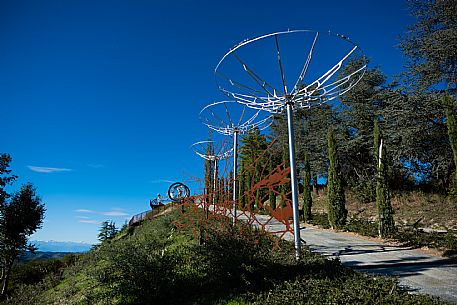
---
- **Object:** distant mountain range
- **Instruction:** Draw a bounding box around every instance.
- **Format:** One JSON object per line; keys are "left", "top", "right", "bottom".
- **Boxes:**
{"left": 30, "top": 240, "right": 93, "bottom": 253}
{"left": 20, "top": 251, "right": 74, "bottom": 262}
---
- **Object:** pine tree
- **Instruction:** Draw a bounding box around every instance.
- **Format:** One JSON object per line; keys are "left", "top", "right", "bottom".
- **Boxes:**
{"left": 239, "top": 128, "right": 269, "bottom": 209}
{"left": 374, "top": 120, "right": 395, "bottom": 237}
{"left": 398, "top": 0, "right": 457, "bottom": 190}
{"left": 270, "top": 105, "right": 332, "bottom": 188}
{"left": 399, "top": 0, "right": 457, "bottom": 93}
{"left": 327, "top": 128, "right": 347, "bottom": 229}
{"left": 0, "top": 154, "right": 17, "bottom": 205}
{"left": 302, "top": 152, "right": 312, "bottom": 222}
{"left": 98, "top": 221, "right": 117, "bottom": 242}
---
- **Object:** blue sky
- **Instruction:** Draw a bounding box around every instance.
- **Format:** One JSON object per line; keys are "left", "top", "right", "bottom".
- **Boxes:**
{"left": 1, "top": 0, "right": 414, "bottom": 244}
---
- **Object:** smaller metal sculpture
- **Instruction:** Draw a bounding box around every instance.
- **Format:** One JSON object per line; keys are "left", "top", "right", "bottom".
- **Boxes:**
{"left": 191, "top": 139, "right": 232, "bottom": 218}
{"left": 168, "top": 182, "right": 190, "bottom": 202}
{"left": 199, "top": 101, "right": 272, "bottom": 224}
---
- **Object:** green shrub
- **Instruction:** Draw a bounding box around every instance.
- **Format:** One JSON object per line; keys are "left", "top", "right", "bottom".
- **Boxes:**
{"left": 3, "top": 209, "right": 449, "bottom": 305}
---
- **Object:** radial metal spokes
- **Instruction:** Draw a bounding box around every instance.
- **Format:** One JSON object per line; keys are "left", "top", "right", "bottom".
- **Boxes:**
{"left": 293, "top": 63, "right": 367, "bottom": 108}
{"left": 215, "top": 29, "right": 366, "bottom": 111}
{"left": 292, "top": 32, "right": 319, "bottom": 92}
{"left": 275, "top": 34, "right": 288, "bottom": 95}
{"left": 218, "top": 89, "right": 286, "bottom": 113}
{"left": 191, "top": 140, "right": 233, "bottom": 161}
{"left": 199, "top": 101, "right": 274, "bottom": 136}
{"left": 231, "top": 52, "right": 279, "bottom": 98}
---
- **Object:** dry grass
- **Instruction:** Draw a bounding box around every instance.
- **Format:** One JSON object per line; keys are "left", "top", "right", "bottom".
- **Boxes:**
{"left": 309, "top": 189, "right": 457, "bottom": 230}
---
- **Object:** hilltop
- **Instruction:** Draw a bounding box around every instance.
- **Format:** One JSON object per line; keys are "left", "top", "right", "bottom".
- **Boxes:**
{"left": 2, "top": 207, "right": 450, "bottom": 305}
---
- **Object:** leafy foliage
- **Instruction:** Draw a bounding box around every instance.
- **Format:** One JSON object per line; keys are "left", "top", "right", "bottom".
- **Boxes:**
{"left": 3, "top": 210, "right": 449, "bottom": 305}
{"left": 0, "top": 183, "right": 45, "bottom": 298}
{"left": 0, "top": 154, "right": 17, "bottom": 207}
{"left": 396, "top": 0, "right": 457, "bottom": 192}
{"left": 399, "top": 0, "right": 457, "bottom": 92}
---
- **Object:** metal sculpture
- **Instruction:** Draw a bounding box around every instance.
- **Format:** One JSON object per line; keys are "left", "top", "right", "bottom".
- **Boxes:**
{"left": 199, "top": 100, "right": 272, "bottom": 224}
{"left": 215, "top": 29, "right": 366, "bottom": 259}
{"left": 191, "top": 139, "right": 233, "bottom": 216}
{"left": 175, "top": 136, "right": 297, "bottom": 251}
{"left": 168, "top": 182, "right": 190, "bottom": 202}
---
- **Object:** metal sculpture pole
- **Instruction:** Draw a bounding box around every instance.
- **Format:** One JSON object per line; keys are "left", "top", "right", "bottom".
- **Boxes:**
{"left": 199, "top": 101, "right": 272, "bottom": 225}
{"left": 286, "top": 101, "right": 301, "bottom": 255}
{"left": 215, "top": 29, "right": 366, "bottom": 259}
{"left": 232, "top": 129, "right": 238, "bottom": 224}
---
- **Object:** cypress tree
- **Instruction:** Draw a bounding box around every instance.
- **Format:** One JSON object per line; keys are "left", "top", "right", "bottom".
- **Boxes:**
{"left": 374, "top": 120, "right": 395, "bottom": 237}
{"left": 443, "top": 95, "right": 457, "bottom": 196}
{"left": 204, "top": 143, "right": 214, "bottom": 212}
{"left": 302, "top": 152, "right": 312, "bottom": 222}
{"left": 327, "top": 128, "right": 347, "bottom": 229}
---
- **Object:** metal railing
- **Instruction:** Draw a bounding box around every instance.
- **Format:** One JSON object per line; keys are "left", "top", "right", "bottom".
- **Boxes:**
{"left": 129, "top": 205, "right": 166, "bottom": 226}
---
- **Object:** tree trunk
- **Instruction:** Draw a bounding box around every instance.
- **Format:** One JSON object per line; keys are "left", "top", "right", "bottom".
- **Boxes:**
{"left": 312, "top": 176, "right": 318, "bottom": 194}
{"left": 0, "top": 257, "right": 14, "bottom": 298}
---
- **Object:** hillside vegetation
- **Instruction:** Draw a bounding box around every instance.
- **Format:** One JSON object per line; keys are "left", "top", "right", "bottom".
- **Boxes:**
{"left": 2, "top": 209, "right": 449, "bottom": 305}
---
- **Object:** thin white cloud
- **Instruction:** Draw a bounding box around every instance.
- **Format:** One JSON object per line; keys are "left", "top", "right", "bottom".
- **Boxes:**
{"left": 28, "top": 166, "right": 72, "bottom": 173}
{"left": 101, "top": 211, "right": 129, "bottom": 217}
{"left": 78, "top": 219, "right": 101, "bottom": 225}
{"left": 76, "top": 216, "right": 90, "bottom": 219}
{"left": 149, "top": 179, "right": 175, "bottom": 184}
{"left": 75, "top": 209, "right": 96, "bottom": 213}
{"left": 76, "top": 208, "right": 129, "bottom": 218}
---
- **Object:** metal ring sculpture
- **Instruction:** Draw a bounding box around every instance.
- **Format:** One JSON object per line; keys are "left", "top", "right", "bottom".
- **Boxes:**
{"left": 199, "top": 100, "right": 272, "bottom": 136}
{"left": 168, "top": 182, "right": 190, "bottom": 202}
{"left": 190, "top": 140, "right": 233, "bottom": 162}
{"left": 199, "top": 101, "right": 273, "bottom": 224}
{"left": 215, "top": 29, "right": 366, "bottom": 113}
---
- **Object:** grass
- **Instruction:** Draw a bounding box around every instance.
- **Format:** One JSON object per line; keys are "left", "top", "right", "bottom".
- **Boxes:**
{"left": 308, "top": 189, "right": 457, "bottom": 253}
{"left": 1, "top": 208, "right": 451, "bottom": 305}
{"left": 311, "top": 189, "right": 457, "bottom": 230}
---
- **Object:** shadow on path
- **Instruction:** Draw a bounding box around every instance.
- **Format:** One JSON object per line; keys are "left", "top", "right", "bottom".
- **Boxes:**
{"left": 300, "top": 226, "right": 457, "bottom": 303}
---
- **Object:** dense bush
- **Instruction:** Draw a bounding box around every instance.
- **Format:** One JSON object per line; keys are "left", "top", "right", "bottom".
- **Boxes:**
{"left": 3, "top": 254, "right": 80, "bottom": 305}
